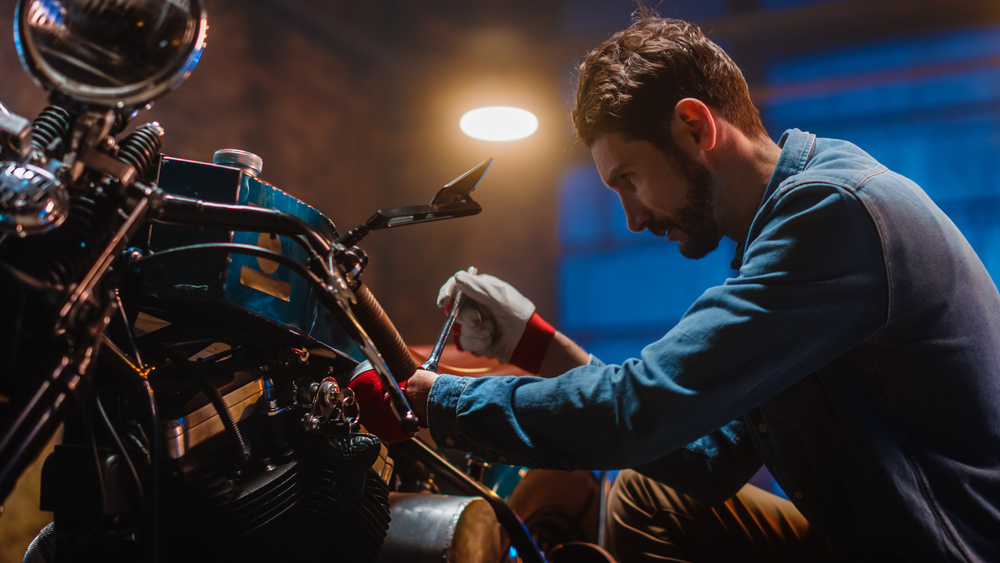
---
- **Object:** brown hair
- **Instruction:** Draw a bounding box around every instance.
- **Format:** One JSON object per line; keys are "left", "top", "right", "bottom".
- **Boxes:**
{"left": 572, "top": 12, "right": 767, "bottom": 149}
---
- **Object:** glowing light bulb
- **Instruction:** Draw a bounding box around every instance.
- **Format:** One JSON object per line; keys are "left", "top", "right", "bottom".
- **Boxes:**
{"left": 460, "top": 106, "right": 538, "bottom": 142}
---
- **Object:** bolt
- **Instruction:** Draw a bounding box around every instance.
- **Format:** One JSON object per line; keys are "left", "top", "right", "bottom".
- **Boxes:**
{"left": 321, "top": 380, "right": 341, "bottom": 408}
{"left": 302, "top": 414, "right": 321, "bottom": 432}
{"left": 125, "top": 247, "right": 143, "bottom": 263}
{"left": 296, "top": 349, "right": 309, "bottom": 363}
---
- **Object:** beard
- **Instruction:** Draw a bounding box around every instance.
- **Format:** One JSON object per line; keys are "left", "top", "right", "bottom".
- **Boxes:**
{"left": 655, "top": 150, "right": 721, "bottom": 259}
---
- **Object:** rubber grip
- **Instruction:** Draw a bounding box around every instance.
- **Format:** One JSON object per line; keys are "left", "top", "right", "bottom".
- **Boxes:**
{"left": 351, "top": 282, "right": 418, "bottom": 382}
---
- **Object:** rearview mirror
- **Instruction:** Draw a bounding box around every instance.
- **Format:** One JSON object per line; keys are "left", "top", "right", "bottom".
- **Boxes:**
{"left": 337, "top": 157, "right": 493, "bottom": 247}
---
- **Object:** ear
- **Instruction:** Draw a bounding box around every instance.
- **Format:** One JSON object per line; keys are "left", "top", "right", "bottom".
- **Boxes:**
{"left": 672, "top": 98, "right": 717, "bottom": 152}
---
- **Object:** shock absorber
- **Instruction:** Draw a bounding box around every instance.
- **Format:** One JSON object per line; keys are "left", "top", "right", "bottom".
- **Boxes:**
{"left": 2, "top": 121, "right": 164, "bottom": 288}
{"left": 29, "top": 105, "right": 72, "bottom": 159}
{"left": 116, "top": 122, "right": 164, "bottom": 183}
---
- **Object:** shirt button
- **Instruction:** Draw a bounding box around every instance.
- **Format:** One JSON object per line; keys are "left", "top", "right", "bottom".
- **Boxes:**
{"left": 757, "top": 423, "right": 768, "bottom": 434}
{"left": 794, "top": 491, "right": 805, "bottom": 500}
{"left": 445, "top": 437, "right": 455, "bottom": 447}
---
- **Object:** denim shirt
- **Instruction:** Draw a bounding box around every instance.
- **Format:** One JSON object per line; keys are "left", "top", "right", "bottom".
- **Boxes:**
{"left": 426, "top": 129, "right": 1000, "bottom": 561}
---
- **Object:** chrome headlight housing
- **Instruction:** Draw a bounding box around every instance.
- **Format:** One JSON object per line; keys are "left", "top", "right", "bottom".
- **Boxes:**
{"left": 14, "top": 0, "right": 207, "bottom": 109}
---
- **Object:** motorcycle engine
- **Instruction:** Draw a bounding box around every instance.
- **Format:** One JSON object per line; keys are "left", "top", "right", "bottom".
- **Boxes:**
{"left": 137, "top": 316, "right": 394, "bottom": 563}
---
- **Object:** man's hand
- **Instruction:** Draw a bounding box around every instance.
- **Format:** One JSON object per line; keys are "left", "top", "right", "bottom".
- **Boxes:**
{"left": 347, "top": 370, "right": 419, "bottom": 442}
{"left": 437, "top": 271, "right": 556, "bottom": 373}
{"left": 403, "top": 369, "right": 438, "bottom": 425}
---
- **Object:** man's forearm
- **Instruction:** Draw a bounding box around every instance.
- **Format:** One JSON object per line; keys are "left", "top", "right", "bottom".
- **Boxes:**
{"left": 406, "top": 331, "right": 590, "bottom": 426}
{"left": 536, "top": 331, "right": 590, "bottom": 378}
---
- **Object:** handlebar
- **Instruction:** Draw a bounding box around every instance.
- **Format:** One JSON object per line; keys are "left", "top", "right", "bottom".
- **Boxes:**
{"left": 351, "top": 282, "right": 419, "bottom": 382}
{"left": 156, "top": 194, "right": 332, "bottom": 256}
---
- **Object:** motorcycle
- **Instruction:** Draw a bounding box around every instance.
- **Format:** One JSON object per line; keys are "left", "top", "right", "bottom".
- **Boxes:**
{"left": 0, "top": 1, "right": 612, "bottom": 562}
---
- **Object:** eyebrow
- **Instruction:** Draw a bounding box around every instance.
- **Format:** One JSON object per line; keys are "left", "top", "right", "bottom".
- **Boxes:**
{"left": 603, "top": 165, "right": 625, "bottom": 187}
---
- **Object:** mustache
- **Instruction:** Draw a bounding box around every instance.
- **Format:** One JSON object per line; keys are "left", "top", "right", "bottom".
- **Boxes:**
{"left": 647, "top": 218, "right": 674, "bottom": 236}
{"left": 646, "top": 219, "right": 675, "bottom": 237}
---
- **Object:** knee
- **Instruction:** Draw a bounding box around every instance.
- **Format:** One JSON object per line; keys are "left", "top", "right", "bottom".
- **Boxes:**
{"left": 605, "top": 469, "right": 703, "bottom": 542}
{"left": 606, "top": 470, "right": 667, "bottom": 541}
{"left": 608, "top": 469, "right": 686, "bottom": 520}
{"left": 607, "top": 469, "right": 646, "bottom": 519}
{"left": 605, "top": 470, "right": 644, "bottom": 560}
{"left": 605, "top": 470, "right": 695, "bottom": 562}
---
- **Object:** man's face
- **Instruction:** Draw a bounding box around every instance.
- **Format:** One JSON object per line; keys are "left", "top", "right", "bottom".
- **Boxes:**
{"left": 591, "top": 132, "right": 721, "bottom": 259}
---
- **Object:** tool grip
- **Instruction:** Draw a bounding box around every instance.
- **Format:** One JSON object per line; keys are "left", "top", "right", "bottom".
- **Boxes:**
{"left": 351, "top": 282, "right": 419, "bottom": 382}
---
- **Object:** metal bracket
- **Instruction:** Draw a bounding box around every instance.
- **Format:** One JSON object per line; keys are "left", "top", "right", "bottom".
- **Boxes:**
{"left": 302, "top": 377, "right": 358, "bottom": 432}
{"left": 0, "top": 110, "right": 31, "bottom": 162}
{"left": 65, "top": 110, "right": 115, "bottom": 182}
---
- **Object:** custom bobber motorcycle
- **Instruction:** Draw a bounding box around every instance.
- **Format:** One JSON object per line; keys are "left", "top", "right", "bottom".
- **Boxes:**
{"left": 0, "top": 1, "right": 610, "bottom": 562}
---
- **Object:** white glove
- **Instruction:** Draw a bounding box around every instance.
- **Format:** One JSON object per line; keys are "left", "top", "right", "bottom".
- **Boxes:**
{"left": 437, "top": 271, "right": 535, "bottom": 364}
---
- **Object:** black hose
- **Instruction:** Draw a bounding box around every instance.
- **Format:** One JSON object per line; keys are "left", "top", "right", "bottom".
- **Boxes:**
{"left": 98, "top": 340, "right": 160, "bottom": 561}
{"left": 111, "top": 243, "right": 314, "bottom": 282}
{"left": 84, "top": 398, "right": 108, "bottom": 541}
{"left": 95, "top": 395, "right": 145, "bottom": 535}
{"left": 164, "top": 350, "right": 250, "bottom": 472}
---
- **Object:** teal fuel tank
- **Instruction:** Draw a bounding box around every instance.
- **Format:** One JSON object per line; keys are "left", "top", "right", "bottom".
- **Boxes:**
{"left": 145, "top": 152, "right": 362, "bottom": 359}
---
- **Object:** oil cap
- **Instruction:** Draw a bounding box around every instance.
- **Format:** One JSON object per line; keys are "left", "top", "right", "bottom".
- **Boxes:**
{"left": 213, "top": 149, "right": 263, "bottom": 177}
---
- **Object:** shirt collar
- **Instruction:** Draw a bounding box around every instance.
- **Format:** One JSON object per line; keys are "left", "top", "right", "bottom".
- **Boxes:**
{"left": 730, "top": 128, "right": 816, "bottom": 270}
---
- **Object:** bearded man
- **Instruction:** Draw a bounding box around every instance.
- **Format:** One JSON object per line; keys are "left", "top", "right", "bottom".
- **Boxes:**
{"left": 375, "top": 12, "right": 1000, "bottom": 562}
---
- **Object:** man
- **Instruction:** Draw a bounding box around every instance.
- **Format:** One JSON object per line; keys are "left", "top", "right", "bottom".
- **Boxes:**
{"left": 363, "top": 13, "right": 1000, "bottom": 562}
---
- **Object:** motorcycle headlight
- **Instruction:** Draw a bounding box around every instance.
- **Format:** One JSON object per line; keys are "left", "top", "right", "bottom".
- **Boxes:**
{"left": 14, "top": 0, "right": 207, "bottom": 108}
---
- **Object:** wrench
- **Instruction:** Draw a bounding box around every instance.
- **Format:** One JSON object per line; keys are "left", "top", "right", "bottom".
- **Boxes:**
{"left": 421, "top": 266, "right": 478, "bottom": 372}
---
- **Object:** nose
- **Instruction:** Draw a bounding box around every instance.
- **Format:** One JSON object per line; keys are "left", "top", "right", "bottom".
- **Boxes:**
{"left": 618, "top": 193, "right": 651, "bottom": 233}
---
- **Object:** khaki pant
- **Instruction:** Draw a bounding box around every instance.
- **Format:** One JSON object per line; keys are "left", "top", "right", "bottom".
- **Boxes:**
{"left": 606, "top": 469, "right": 840, "bottom": 562}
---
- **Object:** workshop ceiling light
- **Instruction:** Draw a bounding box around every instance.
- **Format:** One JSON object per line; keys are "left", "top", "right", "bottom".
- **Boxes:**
{"left": 460, "top": 106, "right": 538, "bottom": 142}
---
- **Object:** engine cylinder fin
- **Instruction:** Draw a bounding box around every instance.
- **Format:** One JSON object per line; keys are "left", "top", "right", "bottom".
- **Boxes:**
{"left": 157, "top": 451, "right": 391, "bottom": 562}
{"left": 159, "top": 459, "right": 302, "bottom": 562}
{"left": 293, "top": 468, "right": 391, "bottom": 562}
